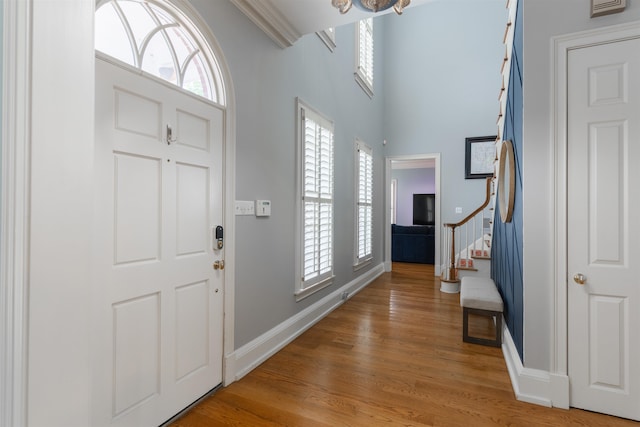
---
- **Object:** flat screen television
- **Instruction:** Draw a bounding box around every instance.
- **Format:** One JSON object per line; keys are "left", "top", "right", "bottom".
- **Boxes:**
{"left": 413, "top": 193, "right": 435, "bottom": 225}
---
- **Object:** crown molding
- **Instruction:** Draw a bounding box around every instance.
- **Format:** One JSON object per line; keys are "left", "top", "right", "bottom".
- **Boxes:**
{"left": 230, "top": 0, "right": 302, "bottom": 48}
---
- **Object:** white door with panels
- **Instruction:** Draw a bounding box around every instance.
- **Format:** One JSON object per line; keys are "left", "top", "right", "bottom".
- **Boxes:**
{"left": 568, "top": 37, "right": 640, "bottom": 421}
{"left": 92, "top": 58, "right": 225, "bottom": 427}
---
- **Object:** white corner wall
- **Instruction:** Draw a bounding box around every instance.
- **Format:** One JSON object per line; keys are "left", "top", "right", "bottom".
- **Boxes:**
{"left": 27, "top": 1, "right": 95, "bottom": 425}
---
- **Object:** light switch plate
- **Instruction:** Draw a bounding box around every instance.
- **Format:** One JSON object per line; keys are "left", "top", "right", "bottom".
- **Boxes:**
{"left": 235, "top": 200, "right": 255, "bottom": 215}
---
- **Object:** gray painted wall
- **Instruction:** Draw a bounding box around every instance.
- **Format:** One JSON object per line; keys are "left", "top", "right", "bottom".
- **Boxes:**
{"left": 189, "top": 0, "right": 507, "bottom": 350}
{"left": 382, "top": 0, "right": 506, "bottom": 224}
{"left": 392, "top": 167, "right": 435, "bottom": 225}
{"left": 522, "top": 1, "right": 640, "bottom": 371}
{"left": 190, "top": 0, "right": 387, "bottom": 348}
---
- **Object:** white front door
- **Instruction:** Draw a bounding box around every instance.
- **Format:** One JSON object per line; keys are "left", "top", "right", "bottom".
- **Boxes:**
{"left": 92, "top": 58, "right": 225, "bottom": 427}
{"left": 568, "top": 36, "right": 640, "bottom": 420}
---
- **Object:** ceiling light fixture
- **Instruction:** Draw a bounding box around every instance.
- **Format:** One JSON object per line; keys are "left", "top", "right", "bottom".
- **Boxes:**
{"left": 332, "top": 0, "right": 411, "bottom": 15}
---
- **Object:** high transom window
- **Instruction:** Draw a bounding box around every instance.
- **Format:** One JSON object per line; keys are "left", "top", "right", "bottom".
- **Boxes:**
{"left": 355, "top": 18, "right": 374, "bottom": 97}
{"left": 95, "top": 0, "right": 225, "bottom": 104}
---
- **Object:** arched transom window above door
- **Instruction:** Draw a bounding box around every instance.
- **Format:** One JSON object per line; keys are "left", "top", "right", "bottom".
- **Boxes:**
{"left": 95, "top": 0, "right": 226, "bottom": 105}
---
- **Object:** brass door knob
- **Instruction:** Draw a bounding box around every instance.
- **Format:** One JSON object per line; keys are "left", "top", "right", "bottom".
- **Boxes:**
{"left": 573, "top": 273, "right": 586, "bottom": 285}
{"left": 213, "top": 260, "right": 225, "bottom": 270}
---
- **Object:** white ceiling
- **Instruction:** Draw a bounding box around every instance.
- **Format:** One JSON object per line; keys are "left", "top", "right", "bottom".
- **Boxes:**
{"left": 230, "top": 0, "right": 436, "bottom": 48}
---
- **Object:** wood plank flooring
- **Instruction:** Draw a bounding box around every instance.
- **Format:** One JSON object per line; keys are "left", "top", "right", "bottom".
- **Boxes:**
{"left": 170, "top": 263, "right": 637, "bottom": 426}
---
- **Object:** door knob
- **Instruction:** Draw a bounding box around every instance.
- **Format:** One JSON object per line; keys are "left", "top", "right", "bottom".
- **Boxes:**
{"left": 573, "top": 273, "right": 586, "bottom": 285}
{"left": 213, "top": 260, "right": 225, "bottom": 270}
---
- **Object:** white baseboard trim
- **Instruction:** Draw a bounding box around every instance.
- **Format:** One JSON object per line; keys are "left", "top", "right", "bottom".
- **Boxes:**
{"left": 226, "top": 263, "right": 385, "bottom": 382}
{"left": 502, "top": 324, "right": 569, "bottom": 409}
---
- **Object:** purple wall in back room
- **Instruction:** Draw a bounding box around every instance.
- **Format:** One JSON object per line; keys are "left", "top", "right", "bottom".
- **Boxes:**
{"left": 392, "top": 168, "right": 436, "bottom": 225}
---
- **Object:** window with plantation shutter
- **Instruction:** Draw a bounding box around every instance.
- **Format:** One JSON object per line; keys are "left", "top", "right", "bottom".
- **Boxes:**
{"left": 355, "top": 140, "right": 373, "bottom": 267}
{"left": 355, "top": 18, "right": 374, "bottom": 97}
{"left": 295, "top": 99, "right": 335, "bottom": 299}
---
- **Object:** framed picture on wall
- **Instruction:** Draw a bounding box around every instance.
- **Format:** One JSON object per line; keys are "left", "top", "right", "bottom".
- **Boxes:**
{"left": 465, "top": 135, "right": 497, "bottom": 179}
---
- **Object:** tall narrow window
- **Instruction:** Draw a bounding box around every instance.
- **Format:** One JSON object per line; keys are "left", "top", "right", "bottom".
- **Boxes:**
{"left": 355, "top": 140, "right": 373, "bottom": 267}
{"left": 296, "top": 100, "right": 334, "bottom": 299}
{"left": 355, "top": 18, "right": 374, "bottom": 97}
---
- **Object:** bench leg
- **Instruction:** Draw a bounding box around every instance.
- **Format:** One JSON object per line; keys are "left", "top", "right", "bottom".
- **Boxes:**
{"left": 462, "top": 307, "right": 502, "bottom": 347}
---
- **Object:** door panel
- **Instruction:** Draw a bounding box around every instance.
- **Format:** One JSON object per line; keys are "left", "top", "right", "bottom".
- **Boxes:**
{"left": 113, "top": 293, "right": 161, "bottom": 417}
{"left": 588, "top": 295, "right": 627, "bottom": 391}
{"left": 114, "top": 89, "right": 163, "bottom": 139}
{"left": 175, "top": 280, "right": 210, "bottom": 381}
{"left": 589, "top": 121, "right": 625, "bottom": 264}
{"left": 568, "top": 37, "right": 640, "bottom": 421}
{"left": 176, "top": 162, "right": 210, "bottom": 256}
{"left": 176, "top": 109, "right": 211, "bottom": 151}
{"left": 93, "top": 58, "right": 224, "bottom": 427}
{"left": 114, "top": 153, "right": 162, "bottom": 264}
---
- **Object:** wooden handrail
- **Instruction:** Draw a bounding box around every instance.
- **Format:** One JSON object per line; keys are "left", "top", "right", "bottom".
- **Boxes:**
{"left": 442, "top": 176, "right": 494, "bottom": 283}
{"left": 443, "top": 177, "right": 493, "bottom": 230}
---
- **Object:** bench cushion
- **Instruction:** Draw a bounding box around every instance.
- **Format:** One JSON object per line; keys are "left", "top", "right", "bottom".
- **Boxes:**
{"left": 460, "top": 277, "right": 503, "bottom": 312}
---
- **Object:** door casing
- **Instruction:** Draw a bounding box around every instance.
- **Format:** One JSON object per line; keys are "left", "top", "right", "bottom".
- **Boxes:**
{"left": 552, "top": 20, "right": 640, "bottom": 409}
{"left": 384, "top": 154, "right": 441, "bottom": 275}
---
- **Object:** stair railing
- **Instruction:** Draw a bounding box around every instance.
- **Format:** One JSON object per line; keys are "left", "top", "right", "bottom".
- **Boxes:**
{"left": 442, "top": 177, "right": 494, "bottom": 284}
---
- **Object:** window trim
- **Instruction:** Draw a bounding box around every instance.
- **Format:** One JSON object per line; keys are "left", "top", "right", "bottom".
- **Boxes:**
{"left": 390, "top": 178, "right": 398, "bottom": 225}
{"left": 354, "top": 18, "right": 374, "bottom": 98}
{"left": 295, "top": 98, "right": 335, "bottom": 301}
{"left": 354, "top": 139, "right": 373, "bottom": 269}
{"left": 317, "top": 27, "right": 336, "bottom": 52}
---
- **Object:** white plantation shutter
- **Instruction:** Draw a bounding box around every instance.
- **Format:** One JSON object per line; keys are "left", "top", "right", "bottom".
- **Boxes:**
{"left": 356, "top": 18, "right": 374, "bottom": 93}
{"left": 299, "top": 104, "right": 334, "bottom": 293}
{"left": 356, "top": 141, "right": 373, "bottom": 263}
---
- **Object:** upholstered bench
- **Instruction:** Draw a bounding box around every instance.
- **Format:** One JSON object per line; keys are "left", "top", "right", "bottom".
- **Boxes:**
{"left": 460, "top": 277, "right": 504, "bottom": 347}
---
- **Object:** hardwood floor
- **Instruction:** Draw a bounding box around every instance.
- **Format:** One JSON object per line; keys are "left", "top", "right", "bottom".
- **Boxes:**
{"left": 170, "top": 263, "right": 636, "bottom": 426}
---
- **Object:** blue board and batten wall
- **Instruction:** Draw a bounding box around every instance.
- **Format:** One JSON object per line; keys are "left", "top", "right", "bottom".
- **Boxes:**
{"left": 491, "top": 0, "right": 524, "bottom": 361}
